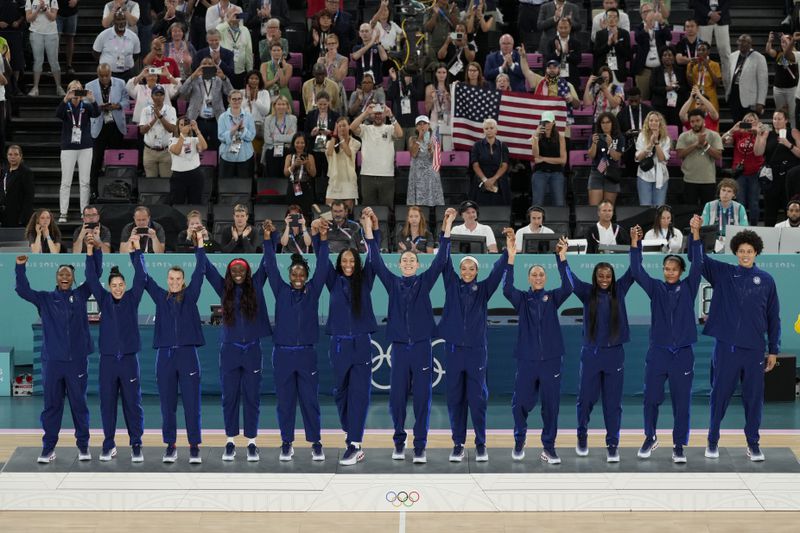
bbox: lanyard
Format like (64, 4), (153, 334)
(1, 169), (7, 193)
(435, 87), (447, 112)
(289, 233), (308, 254)
(628, 105), (642, 130)
(275, 115), (287, 134)
(717, 203), (732, 233)
(686, 41), (695, 59)
(664, 69), (676, 87)
(67, 101), (84, 128)
(228, 28), (241, 47)
(202, 79), (213, 99)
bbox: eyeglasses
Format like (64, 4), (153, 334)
(230, 97), (243, 101)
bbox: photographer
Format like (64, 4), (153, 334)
(25, 0), (63, 97)
(119, 205), (166, 253)
(176, 210), (220, 253)
(387, 65), (424, 152)
(72, 205), (112, 253)
(766, 31), (799, 128)
(280, 204), (312, 254)
(346, 71), (385, 119)
(177, 58), (234, 152)
(721, 114), (764, 224)
(283, 133), (317, 217)
(351, 102), (402, 207)
(436, 22), (476, 82)
(686, 42), (722, 113)
(127, 66), (179, 125)
(87, 64), (129, 196)
(168, 116), (207, 205)
(587, 112), (625, 206)
(583, 65), (624, 121)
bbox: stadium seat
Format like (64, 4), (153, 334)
(571, 124), (593, 141)
(575, 205), (599, 238)
(218, 178), (252, 204)
(254, 203), (292, 224)
(343, 76), (356, 92)
(569, 150), (591, 167)
(526, 53), (543, 69)
(124, 124), (138, 140)
(396, 151), (411, 168)
(288, 76), (302, 92)
(138, 177), (171, 205)
(103, 149), (138, 167)
(288, 52), (303, 71)
(579, 53), (593, 69)
(172, 204), (210, 224)
(199, 150), (218, 167)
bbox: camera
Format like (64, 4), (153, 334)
(289, 214), (301, 228)
(373, 104), (384, 113)
(740, 122), (752, 130)
(73, 89), (87, 97)
(86, 222), (99, 229)
(202, 66), (217, 79)
(450, 32), (464, 40)
(148, 67), (163, 75)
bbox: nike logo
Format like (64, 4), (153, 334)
(130, 378), (137, 383)
(189, 371), (198, 376)
(616, 367), (623, 372)
(684, 371), (692, 376)
(478, 367), (484, 371)
(311, 371), (317, 376)
(553, 373), (561, 378)
(78, 374), (85, 378)
(422, 367), (430, 371)
(253, 369), (261, 374)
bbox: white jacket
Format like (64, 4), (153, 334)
(725, 50), (768, 108)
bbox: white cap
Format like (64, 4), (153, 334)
(415, 115), (430, 125)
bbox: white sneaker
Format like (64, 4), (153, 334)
(77, 447), (91, 461)
(55, 86), (66, 97)
(58, 214), (68, 223)
(99, 447), (117, 462)
(27, 87), (39, 97)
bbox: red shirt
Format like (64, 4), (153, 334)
(682, 114), (719, 133)
(307, 0), (343, 18)
(149, 56), (180, 84)
(731, 130), (764, 176)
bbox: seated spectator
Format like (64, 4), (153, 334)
(304, 91), (338, 200)
(387, 65), (425, 151)
(258, 17), (289, 64)
(775, 199), (800, 228)
(635, 111), (672, 206)
(192, 28), (235, 80)
(283, 133), (317, 217)
(0, 145), (34, 228)
(220, 203), (258, 253)
(302, 61), (340, 114)
(514, 206), (555, 252)
(470, 118), (510, 206)
(617, 87), (655, 170)
(163, 21), (196, 79)
(484, 34), (525, 92)
(262, 95), (297, 179)
(102, 0), (139, 31)
(25, 0), (63, 97)
(583, 65), (624, 121)
(676, 108), (724, 207)
(217, 5), (253, 89)
(451, 200), (498, 253)
(544, 17), (582, 91)
(352, 22), (388, 86)
(587, 112), (625, 206)
(593, 8), (631, 85)
(279, 204), (312, 254)
(142, 36), (180, 86)
(585, 200), (629, 254)
(396, 205), (434, 254)
(178, 57), (234, 151)
(93, 11), (141, 81)
(464, 61), (492, 90)
(176, 209), (221, 253)
(721, 113), (764, 224)
(530, 110), (567, 206)
(26, 208), (61, 254)
(126, 67), (179, 125)
(347, 71), (385, 119)
(423, 0), (460, 63)
(140, 85), (178, 178)
(168, 116), (207, 205)
(72, 205), (112, 253)
(766, 32), (800, 128)
(679, 85), (719, 131)
(153, 0), (188, 39)
(591, 0), (630, 43)
(327, 199), (366, 254)
(686, 42), (721, 112)
(205, 0), (234, 32)
(536, 0), (583, 53)
(726, 34), (767, 124)
(319, 0), (355, 56)
(407, 115), (444, 207)
(650, 46), (686, 128)
(372, 0), (403, 53)
(643, 204), (684, 254)
(242, 70), (270, 165)
(218, 89), (256, 178)
(632, 3), (673, 101)
(675, 18), (700, 77)
(351, 103), (402, 207)
(702, 178), (750, 252)
(755, 110), (800, 227)
(424, 64), (452, 145)
(325, 117), (360, 208)
(119, 205), (166, 253)
(318, 32), (349, 115)
(260, 39), (293, 107)
(435, 22), (475, 83)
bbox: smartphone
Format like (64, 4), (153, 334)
(136, 227), (150, 235)
(73, 89), (87, 97)
(148, 67), (162, 75)
(202, 66), (217, 80)
(86, 222), (99, 229)
(740, 122), (752, 130)
(373, 104), (383, 113)
(450, 32), (464, 40)
(289, 213), (301, 228)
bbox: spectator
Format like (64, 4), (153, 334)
(178, 57), (234, 151)
(753, 109), (800, 226)
(57, 81), (100, 223)
(396, 205), (435, 254)
(470, 118), (510, 206)
(217, 89), (256, 178)
(302, 61), (340, 114)
(321, 0), (355, 56)
(702, 178), (749, 253)
(530, 110), (567, 206)
(585, 200), (629, 254)
(464, 61), (492, 90)
(618, 87), (655, 170)
(352, 22), (388, 86)
(465, 0), (493, 68)
(451, 200), (498, 253)
(407, 115), (444, 207)
(260, 40), (293, 108)
(327, 199), (366, 253)
(423, 0), (460, 63)
(219, 203), (257, 253)
(139, 85), (178, 178)
(525, 57), (580, 137)
(168, 116), (208, 205)
(591, 0), (630, 43)
(119, 205), (166, 253)
(544, 17), (582, 91)
(643, 204), (684, 253)
(650, 47), (686, 128)
(347, 71), (385, 118)
(0, 145), (34, 228)
(484, 34), (525, 92)
(26, 208), (61, 253)
(176, 209), (220, 253)
(136, 0), (153, 57)
(283, 132), (317, 217)
(495, 73), (512, 92)
(726, 34), (767, 124)
(424, 64), (452, 149)
(372, 0), (404, 53)
(204, 0), (232, 31)
(247, 0), (290, 47)
(583, 65), (624, 121)
(536, 0), (583, 54)
(279, 204), (312, 254)
(317, 32), (348, 114)
(775, 199), (800, 228)
(635, 111), (671, 206)
(25, 0), (62, 97)
(262, 95), (297, 179)
(679, 85), (720, 131)
(187, 0), (210, 52)
(0, 0), (25, 93)
(86, 64), (129, 196)
(93, 11), (141, 81)
(721, 113), (764, 224)
(632, 5), (673, 101)
(126, 67), (179, 125)
(514, 205), (555, 252)
(693, 0), (731, 93)
(153, 0), (188, 40)
(518, 0), (547, 53)
(587, 111), (625, 206)
(593, 8), (631, 85)
(308, 10), (335, 65)
(387, 65), (425, 151)
(686, 42), (722, 113)
(675, 18), (701, 77)
(71, 205), (112, 253)
(164, 21), (196, 79)
(0, 53), (5, 149)
(193, 28), (235, 80)
(101, 0), (139, 31)
(242, 70), (270, 166)
(766, 32), (800, 128)
(676, 108), (723, 207)
(435, 22), (475, 83)
(143, 36), (181, 84)
(257, 19), (289, 64)
(325, 117), (359, 208)
(304, 90), (338, 202)
(217, 6), (253, 89)
(351, 103), (401, 207)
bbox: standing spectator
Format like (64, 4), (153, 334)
(618, 88), (655, 171)
(686, 42), (722, 113)
(321, 0), (355, 56)
(71, 204), (112, 253)
(0, 145), (34, 228)
(387, 65), (424, 152)
(679, 85), (720, 131)
(57, 81), (100, 222)
(325, 116), (359, 208)
(583, 65), (624, 121)
(643, 204), (684, 253)
(352, 22), (388, 86)
(136, 0), (153, 57)
(701, 178), (749, 253)
(260, 40), (293, 108)
(530, 110), (567, 207)
(346, 71), (385, 119)
(470, 118), (510, 206)
(126, 67), (179, 125)
(726, 34), (767, 124)
(164, 21), (196, 79)
(587, 111), (625, 206)
(0, 0), (25, 93)
(56, 0), (78, 75)
(188, 0), (210, 51)
(435, 21), (474, 83)
(220, 203), (257, 253)
(26, 209), (61, 253)
(93, 11), (141, 81)
(593, 8), (631, 85)
(423, 0), (459, 63)
(86, 64), (129, 197)
(119, 205), (165, 253)
(140, 85), (178, 178)
(584, 200), (629, 254)
(192, 28), (235, 80)
(484, 34), (525, 92)
(721, 114), (764, 224)
(451, 200), (498, 253)
(407, 115), (444, 208)
(591, 0), (630, 43)
(693, 0), (731, 92)
(632, 5), (673, 101)
(152, 0), (188, 39)
(168, 117), (207, 205)
(217, 89), (256, 178)
(351, 103), (401, 208)
(675, 18), (701, 78)
(514, 206), (554, 252)
(676, 108), (723, 207)
(25, 0), (62, 97)
(465, 0), (493, 69)
(372, 0), (403, 54)
(0, 54), (6, 150)
(518, 0), (547, 53)
(543, 17), (582, 91)
(262, 95), (296, 179)
(635, 111), (671, 206)
(302, 62), (340, 114)
(424, 65), (452, 149)
(536, 0), (583, 54)
(178, 58), (234, 151)
(650, 47), (686, 128)
(279, 204), (312, 254)
(217, 6), (253, 89)
(317, 33), (348, 115)
(308, 10), (334, 66)
(283, 133), (317, 217)
(142, 36), (181, 84)
(247, 0), (290, 48)
(766, 32), (800, 128)
(304, 91), (338, 202)
(396, 205), (435, 254)
(526, 56), (580, 139)
(102, 0), (139, 31)
(204, 0), (232, 31)
(242, 70), (270, 169)
(754, 110), (800, 226)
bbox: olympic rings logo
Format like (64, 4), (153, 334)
(386, 490), (421, 507)
(370, 339), (446, 390)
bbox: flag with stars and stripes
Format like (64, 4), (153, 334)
(451, 82), (568, 161)
(431, 127), (442, 173)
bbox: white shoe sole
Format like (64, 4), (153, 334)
(748, 450), (765, 462)
(541, 453), (561, 465)
(412, 456), (427, 464)
(339, 451), (365, 466)
(575, 447), (589, 457)
(78, 453), (91, 461)
(637, 441), (658, 459)
(475, 454), (489, 462)
(247, 454), (260, 462)
(162, 455), (177, 464)
(449, 454), (464, 462)
(189, 457), (202, 464)
(222, 452), (235, 461)
(37, 454), (55, 464)
(512, 451), (525, 461)
(705, 448), (719, 459)
(99, 448), (117, 462)
(131, 454), (144, 463)
(392, 451), (405, 460)
(279, 448), (294, 462)
(673, 455), (687, 464)
(607, 455), (620, 463)
(312, 453), (325, 461)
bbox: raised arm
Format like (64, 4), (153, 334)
(420, 207), (456, 288)
(203, 250), (224, 297)
(628, 225), (656, 297)
(309, 225), (331, 298)
(550, 237), (574, 306)
(84, 244), (106, 301)
(185, 238), (208, 303)
(502, 228), (523, 308)
(361, 209), (394, 289)
(482, 248), (509, 296)
(262, 220), (287, 296)
(14, 256), (41, 305)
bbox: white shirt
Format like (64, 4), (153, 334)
(93, 27), (141, 73)
(635, 133), (671, 189)
(102, 1), (141, 31)
(591, 10), (631, 42)
(377, 21), (403, 50)
(597, 222), (618, 246)
(206, 1), (232, 31)
(515, 224), (554, 252)
(643, 227), (684, 253)
(26, 0), (59, 35)
(775, 219), (800, 228)
(141, 105), (177, 149)
(126, 81), (179, 123)
(451, 222), (497, 249)
(242, 89), (271, 126)
(359, 124), (396, 177)
(169, 136), (202, 172)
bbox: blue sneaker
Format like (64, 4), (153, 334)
(672, 446), (687, 464)
(512, 440), (525, 461)
(311, 441), (325, 461)
(576, 436), (589, 457)
(637, 436), (658, 459)
(222, 442), (236, 461)
(279, 441), (294, 461)
(606, 445), (620, 463)
(449, 444), (465, 462)
(339, 444), (365, 466)
(747, 445), (765, 462)
(705, 442), (719, 459)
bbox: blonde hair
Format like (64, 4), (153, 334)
(643, 111), (668, 141)
(271, 95), (292, 115)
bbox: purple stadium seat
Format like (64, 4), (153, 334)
(103, 149), (138, 167)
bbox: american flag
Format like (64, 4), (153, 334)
(451, 82), (568, 161)
(431, 127), (442, 173)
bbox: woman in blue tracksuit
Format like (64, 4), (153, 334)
(85, 235), (147, 463)
(15, 254), (96, 464)
(569, 249), (634, 462)
(437, 210), (507, 463)
(263, 219), (331, 462)
(504, 233), (572, 465)
(629, 225), (703, 464)
(689, 215), (781, 462)
(363, 208), (455, 464)
(203, 227), (276, 463)
(143, 232), (207, 464)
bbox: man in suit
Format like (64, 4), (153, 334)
(484, 34), (526, 92)
(617, 88), (654, 173)
(536, 0), (583, 54)
(593, 7), (632, 85)
(726, 34), (767, 123)
(85, 63), (130, 200)
(632, 6), (673, 101)
(192, 28), (235, 80)
(543, 16), (582, 92)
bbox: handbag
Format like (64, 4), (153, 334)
(639, 154), (655, 172)
(603, 162), (621, 183)
(759, 165), (774, 192)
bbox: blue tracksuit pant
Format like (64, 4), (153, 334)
(156, 346), (202, 445)
(446, 343), (489, 447)
(512, 357), (562, 448)
(643, 345), (694, 446)
(273, 345), (321, 444)
(329, 334), (372, 444)
(220, 341), (263, 439)
(99, 353), (144, 450)
(576, 345), (625, 447)
(707, 341), (766, 447)
(390, 340), (433, 450)
(40, 359), (90, 451)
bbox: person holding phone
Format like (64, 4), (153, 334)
(407, 115), (444, 208)
(283, 132), (316, 217)
(119, 205), (166, 253)
(530, 111), (567, 207)
(280, 204), (312, 254)
(178, 57), (234, 151)
(721, 113), (764, 223)
(325, 116), (360, 209)
(168, 116), (207, 204)
(72, 204), (112, 253)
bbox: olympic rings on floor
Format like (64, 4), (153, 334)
(386, 490), (421, 507)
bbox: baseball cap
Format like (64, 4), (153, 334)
(415, 115), (430, 125)
(151, 85), (166, 95)
(541, 111), (556, 123)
